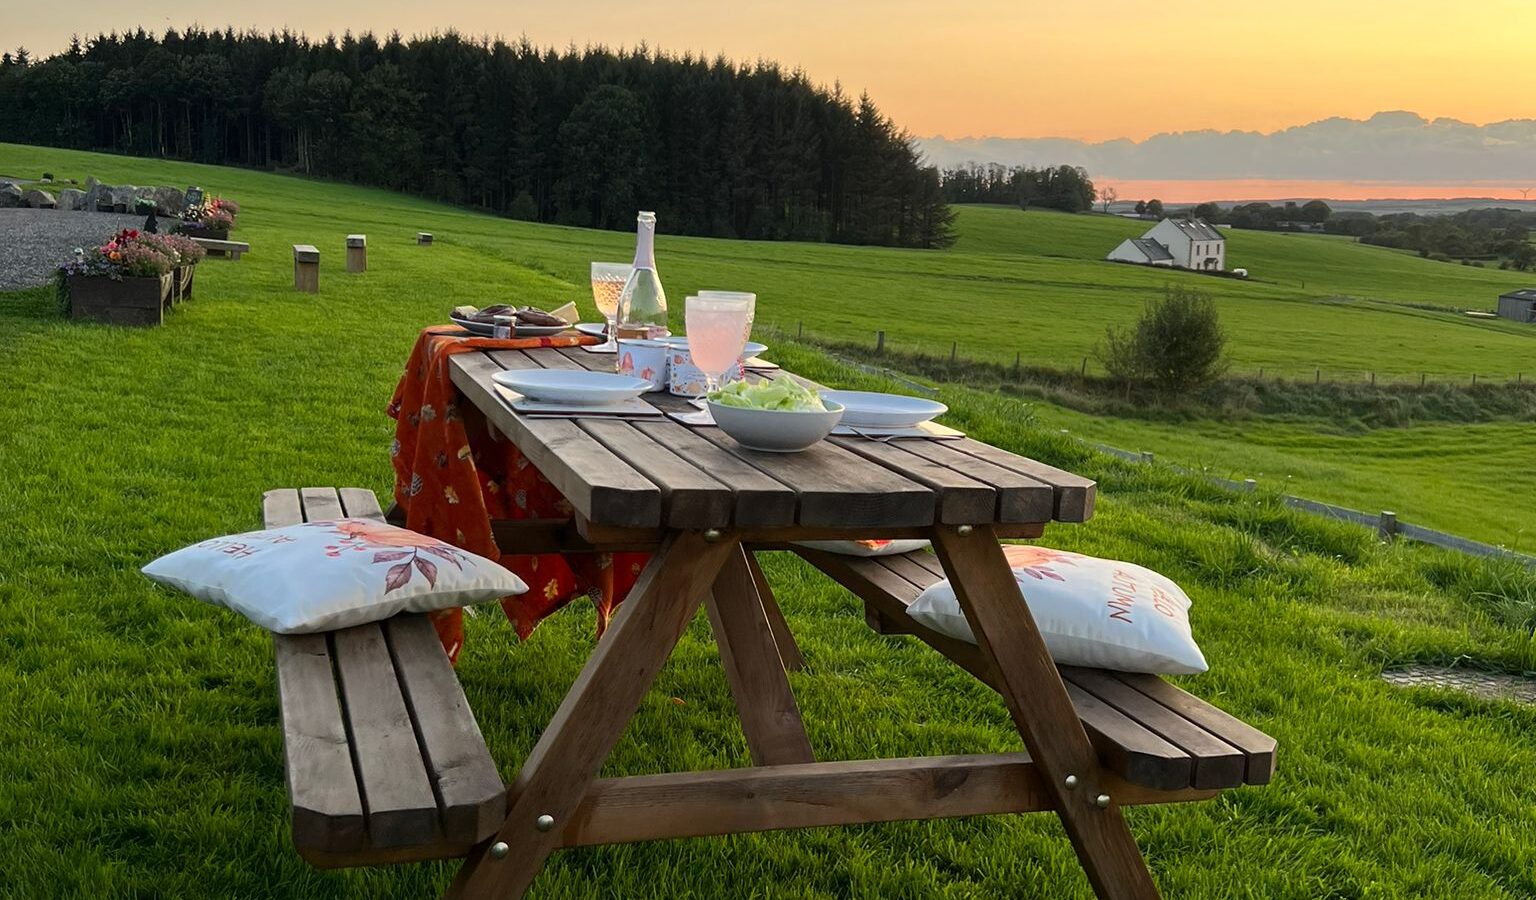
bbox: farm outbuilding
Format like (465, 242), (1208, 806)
(1496, 289), (1536, 323)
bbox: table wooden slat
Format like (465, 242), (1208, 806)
(944, 440), (1096, 522)
(894, 440), (1055, 524)
(827, 436), (995, 524)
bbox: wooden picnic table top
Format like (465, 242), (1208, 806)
(447, 344), (1095, 533)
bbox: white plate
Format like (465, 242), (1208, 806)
(818, 390), (948, 428)
(576, 322), (609, 339)
(449, 315), (496, 336)
(515, 322), (574, 337)
(491, 369), (653, 406)
(659, 335), (768, 359)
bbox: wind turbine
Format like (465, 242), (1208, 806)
(1519, 187), (1532, 200)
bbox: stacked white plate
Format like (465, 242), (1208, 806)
(491, 370), (652, 406)
(818, 390), (948, 428)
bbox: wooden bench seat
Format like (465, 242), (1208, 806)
(262, 487), (505, 868)
(793, 546), (1276, 793)
(190, 236), (250, 259)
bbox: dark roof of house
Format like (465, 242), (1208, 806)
(1167, 218), (1224, 241)
(1500, 288), (1536, 302)
(1130, 238), (1174, 262)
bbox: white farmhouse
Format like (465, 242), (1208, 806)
(1106, 218), (1226, 271)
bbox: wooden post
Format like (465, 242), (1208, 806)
(1013, 351), (1021, 374)
(1472, 373), (1478, 385)
(416, 232), (433, 245)
(1378, 511), (1399, 542)
(949, 342), (957, 363)
(1258, 367), (1264, 379)
(1420, 373), (1426, 387)
(1369, 372), (1375, 386)
(345, 234), (367, 273)
(796, 321), (803, 340)
(292, 244), (319, 293)
(1315, 369), (1320, 384)
(875, 330), (885, 354)
(1080, 357), (1088, 377)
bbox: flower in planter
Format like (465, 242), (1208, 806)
(183, 195), (238, 232)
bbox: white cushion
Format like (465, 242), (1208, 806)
(906, 545), (1207, 675)
(142, 518), (527, 634)
(797, 539), (931, 557)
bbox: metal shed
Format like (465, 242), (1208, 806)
(1496, 289), (1536, 323)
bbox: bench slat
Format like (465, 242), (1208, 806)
(386, 615), (506, 845)
(300, 487), (344, 522)
(1062, 667), (1245, 790)
(263, 488), (304, 529)
(338, 487), (386, 522)
(1115, 672), (1277, 785)
(332, 624), (442, 848)
(275, 633), (367, 857)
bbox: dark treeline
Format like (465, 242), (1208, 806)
(0, 29), (955, 247)
(939, 162), (1096, 213)
(1170, 200), (1534, 268)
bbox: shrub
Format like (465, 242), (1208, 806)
(508, 190), (538, 221)
(1097, 285), (1228, 395)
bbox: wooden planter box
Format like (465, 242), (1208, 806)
(68, 273), (172, 326)
(178, 223), (230, 242)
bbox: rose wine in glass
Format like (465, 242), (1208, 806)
(686, 292), (755, 395)
(589, 261), (630, 352)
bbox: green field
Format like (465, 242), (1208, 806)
(4, 144), (1536, 898)
(5, 144), (1536, 381)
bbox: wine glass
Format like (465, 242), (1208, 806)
(686, 292), (756, 396)
(589, 262), (631, 352)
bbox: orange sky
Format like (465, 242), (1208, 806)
(12, 0), (1536, 140)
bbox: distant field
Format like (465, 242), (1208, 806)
(4, 144), (1534, 380)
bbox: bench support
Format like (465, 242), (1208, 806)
(346, 235), (367, 273)
(293, 245), (320, 293)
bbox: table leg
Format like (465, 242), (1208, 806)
(705, 547), (815, 766)
(445, 531), (739, 900)
(930, 525), (1161, 900)
(747, 551), (805, 671)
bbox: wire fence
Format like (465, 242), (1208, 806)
(778, 321), (1536, 388)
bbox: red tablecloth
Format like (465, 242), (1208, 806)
(388, 327), (650, 661)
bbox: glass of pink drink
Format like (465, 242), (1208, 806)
(685, 292), (756, 395)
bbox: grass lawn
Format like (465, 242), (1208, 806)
(3, 144), (1536, 898)
(1029, 407), (1536, 551)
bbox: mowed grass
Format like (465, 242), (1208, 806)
(3, 145), (1536, 898)
(5, 144), (1536, 380)
(1032, 407), (1536, 550)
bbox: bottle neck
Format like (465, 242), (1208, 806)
(632, 217), (656, 269)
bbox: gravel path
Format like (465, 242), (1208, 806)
(0, 208), (152, 292)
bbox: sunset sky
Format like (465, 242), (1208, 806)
(11, 0), (1536, 141)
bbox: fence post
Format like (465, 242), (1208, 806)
(1472, 373), (1478, 385)
(1259, 367), (1264, 379)
(875, 330), (885, 354)
(1013, 351), (1021, 374)
(949, 342), (957, 363)
(1420, 373), (1426, 387)
(797, 321), (803, 340)
(1370, 372), (1376, 386)
(1378, 511), (1399, 542)
(1080, 357), (1088, 377)
(1315, 369), (1321, 384)
(1243, 478), (1257, 492)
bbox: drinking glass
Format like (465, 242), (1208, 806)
(686, 292), (756, 395)
(589, 262), (632, 351)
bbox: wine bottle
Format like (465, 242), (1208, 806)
(617, 211), (668, 337)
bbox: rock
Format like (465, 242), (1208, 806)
(152, 185), (185, 215)
(85, 176), (99, 190)
(22, 188), (56, 209)
(83, 182), (111, 211)
(56, 188), (85, 211)
(0, 183), (21, 208)
(110, 185), (138, 207)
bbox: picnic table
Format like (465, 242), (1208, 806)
(413, 344), (1274, 899)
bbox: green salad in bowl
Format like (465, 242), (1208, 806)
(706, 378), (843, 452)
(709, 378), (827, 412)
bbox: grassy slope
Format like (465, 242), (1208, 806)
(2, 145), (1536, 899)
(7, 144), (1536, 380)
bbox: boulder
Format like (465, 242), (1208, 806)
(56, 188), (85, 211)
(83, 182), (111, 211)
(110, 185), (139, 208)
(0, 183), (21, 208)
(22, 189), (56, 209)
(85, 175), (100, 190)
(152, 185), (185, 215)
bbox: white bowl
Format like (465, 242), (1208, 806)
(819, 390), (948, 428)
(707, 400), (844, 452)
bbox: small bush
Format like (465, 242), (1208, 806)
(1097, 285), (1229, 395)
(508, 190), (538, 221)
